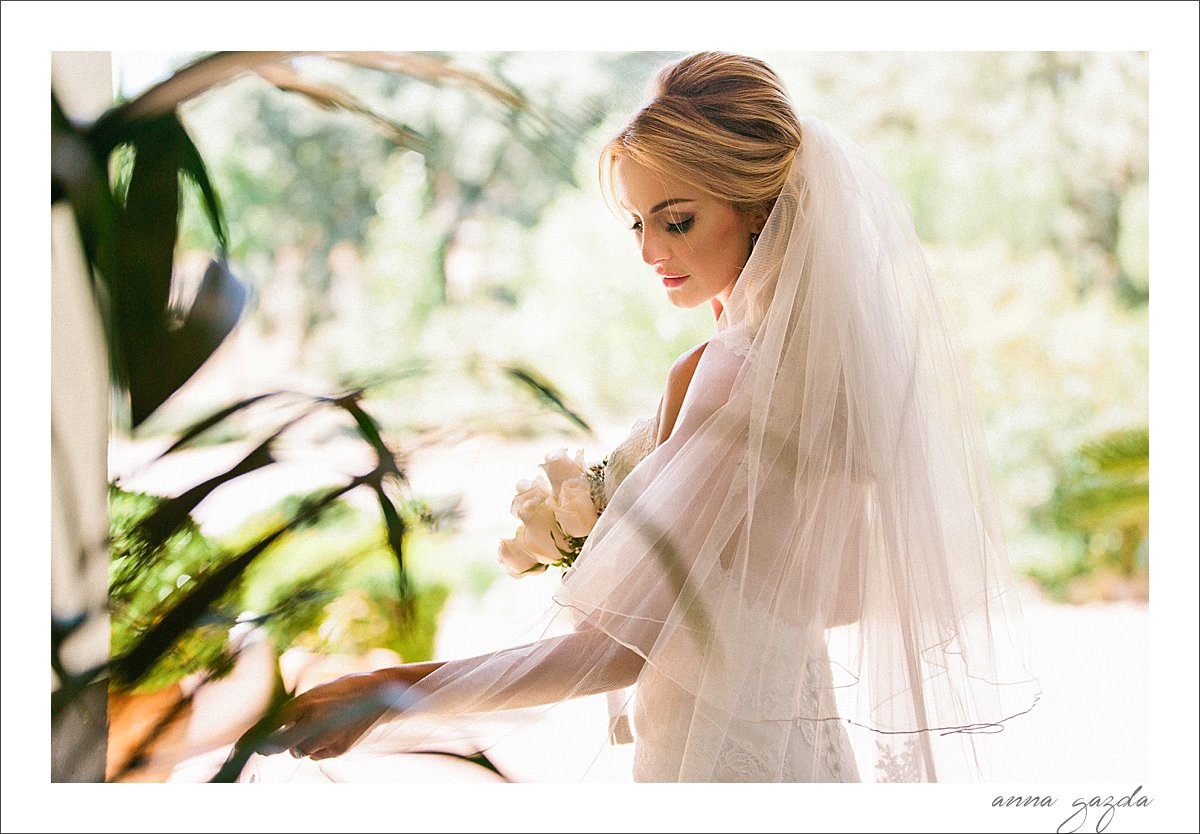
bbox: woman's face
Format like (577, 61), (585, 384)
(614, 157), (759, 311)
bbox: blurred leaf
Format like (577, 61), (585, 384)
(96, 110), (247, 428)
(108, 486), (231, 685)
(375, 582), (449, 663)
(111, 114), (182, 425)
(173, 125), (229, 251)
(249, 560), (350, 649)
(253, 62), (431, 154)
(1051, 481), (1148, 533)
(1035, 426), (1149, 580)
(325, 393), (414, 614)
(1079, 427), (1149, 474)
(503, 364), (591, 433)
(50, 660), (108, 720)
(373, 486), (412, 614)
(50, 612), (90, 684)
(1044, 426), (1149, 536)
(93, 52), (309, 140)
(135, 438), (276, 553)
(327, 51), (527, 112)
(335, 395), (403, 480)
(408, 749), (510, 780)
(213, 670), (291, 782)
(159, 392), (284, 456)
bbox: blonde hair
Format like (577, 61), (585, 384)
(601, 52), (803, 223)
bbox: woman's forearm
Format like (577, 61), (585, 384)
(377, 627), (644, 717)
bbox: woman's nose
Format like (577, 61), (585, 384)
(640, 231), (669, 266)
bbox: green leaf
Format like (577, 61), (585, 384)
(373, 485), (412, 615)
(174, 127), (229, 250)
(502, 364), (591, 433)
(108, 113), (184, 425)
(406, 749), (510, 780)
(158, 392), (284, 457)
(213, 670), (292, 782)
(1079, 427), (1149, 474)
(1049, 427), (1150, 535)
(135, 438), (276, 553)
(335, 396), (403, 480)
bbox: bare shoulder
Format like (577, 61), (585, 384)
(657, 340), (710, 445)
(667, 340), (709, 387)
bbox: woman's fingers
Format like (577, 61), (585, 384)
(305, 713), (377, 760)
(255, 691), (319, 758)
(254, 675), (394, 760)
(258, 720), (313, 756)
(260, 706), (361, 757)
(276, 690), (320, 727)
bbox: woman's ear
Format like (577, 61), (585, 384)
(745, 208), (768, 236)
(756, 210), (770, 234)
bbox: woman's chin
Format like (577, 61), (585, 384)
(664, 290), (705, 310)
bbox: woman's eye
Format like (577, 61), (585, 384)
(666, 217), (694, 234)
(629, 220), (643, 233)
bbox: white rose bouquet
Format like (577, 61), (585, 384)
(498, 448), (607, 577)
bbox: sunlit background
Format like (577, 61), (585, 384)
(98, 51), (1147, 784)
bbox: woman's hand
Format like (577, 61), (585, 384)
(261, 665), (432, 760)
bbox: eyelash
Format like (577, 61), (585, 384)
(630, 218), (694, 235)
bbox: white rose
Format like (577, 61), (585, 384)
(552, 476), (599, 537)
(540, 448), (587, 501)
(497, 532), (546, 577)
(510, 476), (552, 519)
(512, 492), (564, 565)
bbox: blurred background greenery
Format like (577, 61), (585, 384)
(98, 50), (1147, 777)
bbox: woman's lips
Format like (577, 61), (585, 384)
(660, 274), (689, 288)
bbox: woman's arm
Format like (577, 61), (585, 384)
(265, 625), (644, 759)
(268, 342), (724, 761)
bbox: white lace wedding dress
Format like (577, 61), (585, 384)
(597, 339), (860, 783)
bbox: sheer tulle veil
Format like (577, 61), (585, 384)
(247, 115), (1040, 783)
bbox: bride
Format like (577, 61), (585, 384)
(255, 52), (1040, 783)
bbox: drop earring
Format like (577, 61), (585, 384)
(749, 232), (759, 250)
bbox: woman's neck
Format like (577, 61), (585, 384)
(710, 297), (725, 325)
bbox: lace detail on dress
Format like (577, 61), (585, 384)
(632, 621), (861, 782)
(717, 744), (769, 782)
(632, 674), (859, 782)
(795, 659), (824, 748)
(716, 321), (754, 357)
(875, 736), (921, 783)
(602, 416), (659, 507)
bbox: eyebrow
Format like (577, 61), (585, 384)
(648, 198), (696, 216)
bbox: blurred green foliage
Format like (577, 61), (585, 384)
(109, 487), (236, 692)
(1028, 427), (1149, 600)
(53, 52), (600, 781)
(232, 486), (453, 662)
(110, 484), (452, 693)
